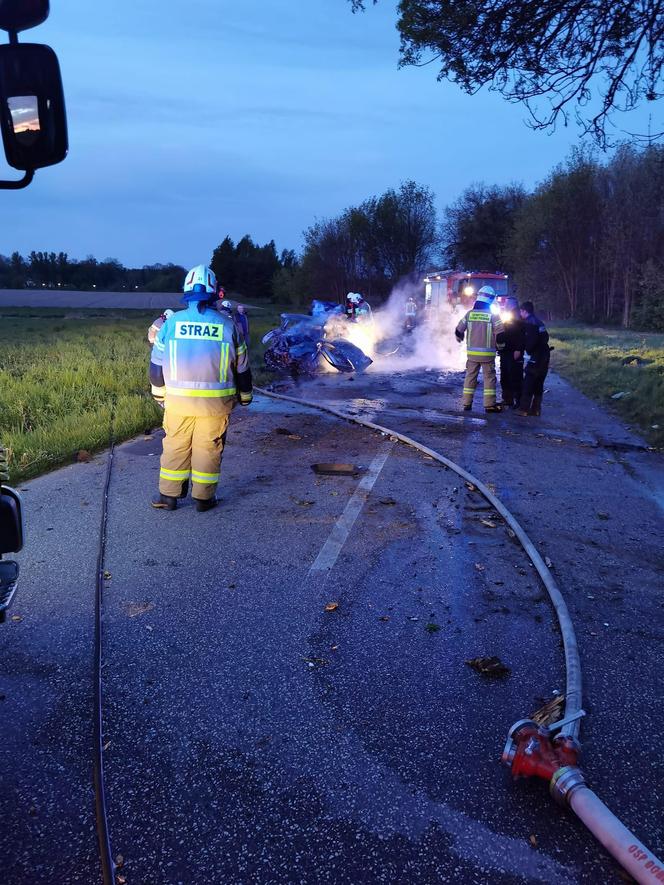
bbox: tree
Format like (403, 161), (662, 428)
(210, 236), (236, 290)
(210, 235), (288, 299)
(302, 181), (441, 300)
(507, 151), (603, 318)
(366, 180), (441, 279)
(143, 263), (187, 293)
(272, 256), (309, 306)
(348, 0), (664, 145)
(599, 144), (664, 325)
(234, 236), (281, 299)
(9, 251), (26, 288)
(302, 212), (372, 300)
(442, 183), (526, 271)
(633, 259), (664, 329)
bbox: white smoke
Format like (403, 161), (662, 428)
(353, 280), (467, 373)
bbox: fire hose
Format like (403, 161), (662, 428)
(256, 387), (664, 883)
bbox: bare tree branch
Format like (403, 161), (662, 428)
(347, 0), (664, 145)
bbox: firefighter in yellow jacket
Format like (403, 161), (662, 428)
(454, 286), (505, 413)
(149, 264), (252, 512)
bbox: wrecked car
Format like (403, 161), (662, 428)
(262, 306), (373, 376)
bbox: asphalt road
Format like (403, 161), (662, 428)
(1, 366), (662, 884)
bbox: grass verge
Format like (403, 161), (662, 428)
(549, 324), (664, 449)
(0, 310), (162, 482)
(0, 305), (287, 484)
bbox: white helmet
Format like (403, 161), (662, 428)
(477, 285), (496, 299)
(183, 264), (217, 299)
(220, 299), (233, 310)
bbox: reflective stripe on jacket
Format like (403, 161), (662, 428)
(151, 304), (250, 416)
(147, 315), (166, 346)
(455, 307), (504, 362)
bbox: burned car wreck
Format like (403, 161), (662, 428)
(262, 302), (373, 376)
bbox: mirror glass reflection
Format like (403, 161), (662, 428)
(8, 95), (40, 146)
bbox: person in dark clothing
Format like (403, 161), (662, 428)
(516, 301), (550, 417)
(236, 304), (249, 344)
(498, 296), (525, 408)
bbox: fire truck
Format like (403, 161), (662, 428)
(423, 270), (510, 313)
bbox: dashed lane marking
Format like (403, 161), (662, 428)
(308, 445), (393, 575)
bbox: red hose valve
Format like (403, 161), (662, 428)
(502, 718), (585, 805)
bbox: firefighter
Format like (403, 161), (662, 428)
(218, 298), (236, 324)
(149, 264), (253, 512)
(147, 309), (174, 346)
(147, 309), (175, 407)
(516, 300), (550, 417)
(455, 285), (506, 413)
(498, 296), (525, 408)
(345, 292), (360, 319)
(404, 296), (417, 332)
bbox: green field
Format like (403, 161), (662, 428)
(549, 324), (664, 449)
(0, 307), (283, 484)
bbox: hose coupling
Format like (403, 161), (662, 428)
(502, 718), (584, 802)
(550, 765), (587, 806)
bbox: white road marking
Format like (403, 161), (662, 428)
(308, 446), (393, 575)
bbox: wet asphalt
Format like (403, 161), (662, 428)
(1, 365), (662, 884)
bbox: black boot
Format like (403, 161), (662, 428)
(529, 396), (542, 417)
(151, 494), (177, 510)
(500, 388), (513, 407)
(516, 395), (532, 417)
(195, 497), (219, 513)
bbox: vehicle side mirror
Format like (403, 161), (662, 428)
(0, 485), (24, 554)
(0, 41), (67, 171)
(0, 0), (49, 33)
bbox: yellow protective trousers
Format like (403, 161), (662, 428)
(159, 412), (230, 501)
(463, 358), (497, 408)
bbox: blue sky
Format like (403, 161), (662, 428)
(1, 0), (659, 268)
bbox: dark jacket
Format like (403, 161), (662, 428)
(523, 313), (550, 360)
(502, 315), (526, 355)
(236, 311), (249, 343)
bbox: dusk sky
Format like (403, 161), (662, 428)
(1, 0), (659, 268)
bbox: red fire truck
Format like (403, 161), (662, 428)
(423, 270), (510, 312)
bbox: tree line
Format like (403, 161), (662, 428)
(0, 251), (187, 292)
(212, 182), (440, 306)
(4, 143), (662, 330)
(210, 235), (295, 301)
(297, 181), (439, 302)
(445, 143), (664, 329)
